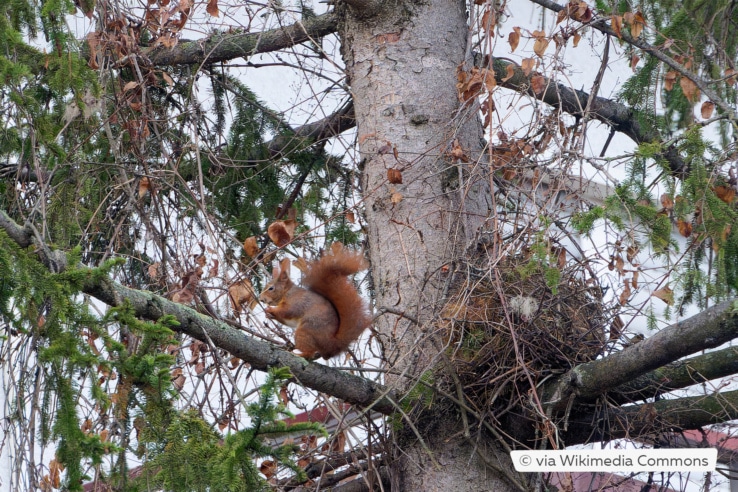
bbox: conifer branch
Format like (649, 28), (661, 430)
(529, 0), (737, 120)
(0, 208), (396, 416)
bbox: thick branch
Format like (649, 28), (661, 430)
(0, 209), (396, 415)
(563, 389), (738, 446)
(0, 210), (33, 248)
(147, 12), (338, 66)
(489, 57), (686, 174)
(612, 345), (738, 404)
(543, 300), (738, 412)
(267, 101), (356, 158)
(529, 0), (737, 120)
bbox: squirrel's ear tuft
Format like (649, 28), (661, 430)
(279, 258), (291, 275)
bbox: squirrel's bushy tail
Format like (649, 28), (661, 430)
(302, 243), (372, 358)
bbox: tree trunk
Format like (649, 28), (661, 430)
(339, 1), (518, 490)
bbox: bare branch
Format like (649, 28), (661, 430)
(564, 389), (738, 446)
(543, 300), (738, 413)
(147, 12), (338, 66)
(0, 210), (33, 249)
(267, 101), (356, 158)
(612, 346), (738, 404)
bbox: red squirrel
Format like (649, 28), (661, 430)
(259, 243), (371, 359)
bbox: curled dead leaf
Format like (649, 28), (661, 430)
(713, 185), (736, 204)
(677, 219), (692, 238)
(267, 219), (297, 247)
(619, 279), (632, 306)
(508, 27), (521, 52)
(243, 236), (259, 258)
(630, 53), (640, 72)
(481, 7), (496, 35)
(123, 81), (138, 92)
(701, 101), (715, 119)
(532, 33), (549, 58)
(530, 75), (546, 94)
(147, 262), (160, 279)
(626, 245), (639, 264)
(652, 285), (674, 305)
(679, 76), (699, 103)
(502, 63), (515, 83)
(664, 70), (677, 91)
(611, 15), (623, 39)
(521, 57), (536, 76)
(449, 139), (469, 162)
(631, 11), (646, 38)
(206, 0), (218, 17)
(229, 278), (256, 312)
(387, 168), (403, 184)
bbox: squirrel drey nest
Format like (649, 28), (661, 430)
(440, 252), (607, 411)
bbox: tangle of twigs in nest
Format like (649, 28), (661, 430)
(440, 253), (608, 412)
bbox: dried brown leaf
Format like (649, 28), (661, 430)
(530, 75), (546, 94)
(679, 76), (699, 103)
(206, 0), (219, 17)
(630, 53), (640, 71)
(267, 219), (297, 247)
(700, 101), (715, 119)
(229, 279), (256, 312)
(556, 8), (568, 24)
(572, 32), (581, 47)
(619, 279), (631, 306)
(243, 236), (259, 258)
(713, 185), (736, 204)
(481, 8), (496, 35)
(626, 245), (639, 264)
(677, 219), (692, 238)
(387, 168), (403, 184)
(631, 11), (646, 38)
(533, 36), (549, 58)
(521, 57), (536, 76)
(502, 63), (515, 82)
(652, 285), (674, 305)
(611, 15), (623, 38)
(615, 254), (625, 275)
(508, 27), (521, 52)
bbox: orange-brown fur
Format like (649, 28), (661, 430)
(260, 243), (371, 359)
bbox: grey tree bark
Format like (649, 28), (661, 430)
(339, 1), (519, 490)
